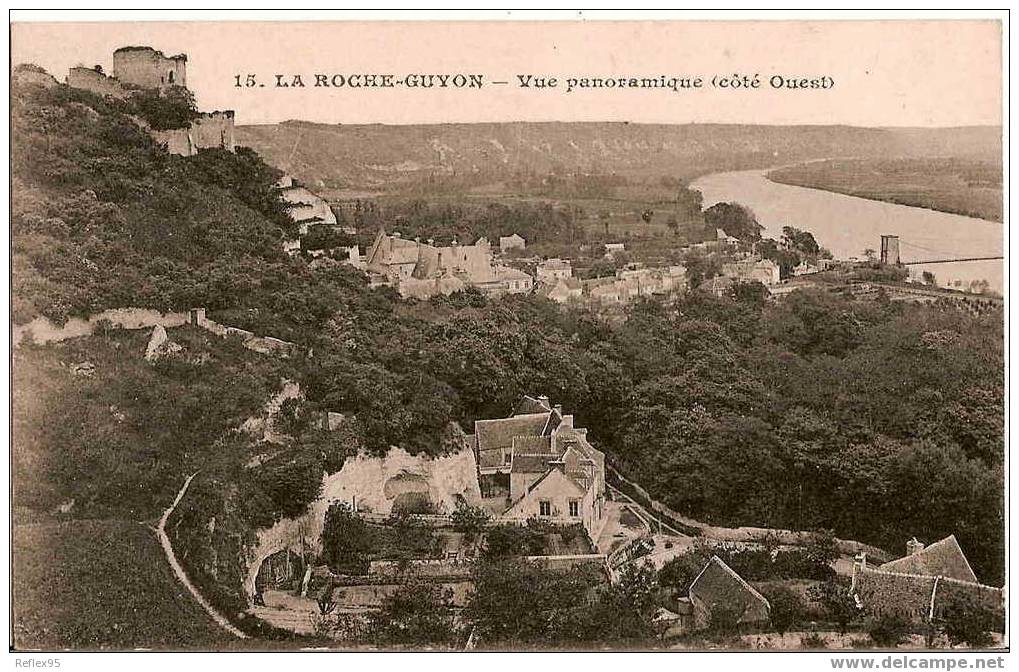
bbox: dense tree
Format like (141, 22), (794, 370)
(703, 201), (763, 241)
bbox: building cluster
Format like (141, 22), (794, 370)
(65, 46), (235, 157)
(363, 230), (533, 299)
(472, 395), (607, 540)
(535, 258), (688, 307)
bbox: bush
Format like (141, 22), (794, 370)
(800, 632), (828, 649)
(808, 578), (861, 635)
(320, 502), (372, 574)
(122, 85), (200, 131)
(760, 584), (806, 636)
(866, 613), (910, 648)
(450, 500), (490, 542)
(940, 595), (996, 648)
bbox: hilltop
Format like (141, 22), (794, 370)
(235, 120), (1002, 193)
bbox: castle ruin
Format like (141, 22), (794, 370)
(65, 46), (233, 157)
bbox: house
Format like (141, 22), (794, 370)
(698, 275), (735, 297)
(688, 556), (771, 630)
(536, 258), (573, 285)
(470, 395), (606, 539)
(364, 230), (533, 298)
(499, 234), (526, 254)
(604, 243), (626, 258)
(850, 536), (1004, 628)
(722, 258), (781, 285)
(615, 265), (688, 296)
(541, 277), (583, 304)
(715, 228), (741, 246)
(878, 535), (978, 583)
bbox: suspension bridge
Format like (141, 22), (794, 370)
(880, 235), (1003, 266)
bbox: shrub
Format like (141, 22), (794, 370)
(939, 595), (996, 648)
(320, 502), (372, 574)
(866, 613), (910, 648)
(800, 632), (828, 649)
(760, 584), (806, 636)
(808, 578), (861, 635)
(450, 500), (490, 542)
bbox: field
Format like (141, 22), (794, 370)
(12, 518), (231, 650)
(767, 158), (1002, 222)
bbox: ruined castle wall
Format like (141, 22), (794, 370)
(66, 67), (128, 99)
(113, 47), (186, 89)
(13, 308), (189, 346)
(191, 112), (236, 152)
(149, 128), (194, 156)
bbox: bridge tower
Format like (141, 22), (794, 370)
(880, 235), (900, 265)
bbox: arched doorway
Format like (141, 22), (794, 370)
(254, 548), (306, 595)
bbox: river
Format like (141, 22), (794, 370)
(691, 169), (1004, 295)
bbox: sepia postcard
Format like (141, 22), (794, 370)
(8, 11), (1007, 659)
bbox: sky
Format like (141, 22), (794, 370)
(10, 20), (1003, 127)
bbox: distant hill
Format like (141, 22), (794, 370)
(235, 121), (1002, 193)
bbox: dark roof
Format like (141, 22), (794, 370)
(689, 556), (770, 618)
(878, 535), (979, 583)
(511, 452), (556, 474)
(475, 412), (550, 453)
(512, 435), (552, 455)
(513, 395), (552, 415)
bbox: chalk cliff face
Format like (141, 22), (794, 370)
(243, 446), (481, 597)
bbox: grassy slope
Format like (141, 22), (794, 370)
(12, 519), (231, 650)
(767, 158), (1003, 222)
(12, 327), (288, 650)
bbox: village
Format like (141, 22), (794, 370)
(9, 40), (1006, 653)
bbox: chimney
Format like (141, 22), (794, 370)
(553, 404), (563, 416)
(537, 395), (550, 409)
(906, 537), (925, 556)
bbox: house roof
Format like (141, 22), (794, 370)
(512, 435), (553, 455)
(689, 556), (771, 616)
(511, 452), (556, 474)
(513, 395), (552, 415)
(475, 412), (550, 453)
(878, 535), (979, 583)
(495, 265), (532, 281)
(521, 465), (588, 496)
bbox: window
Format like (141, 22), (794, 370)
(569, 500), (580, 517)
(539, 500), (551, 516)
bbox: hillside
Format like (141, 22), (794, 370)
(235, 121), (1002, 194)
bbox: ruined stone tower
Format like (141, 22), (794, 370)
(112, 46), (187, 90)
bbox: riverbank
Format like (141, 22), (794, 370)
(691, 168), (1003, 295)
(767, 157), (1002, 223)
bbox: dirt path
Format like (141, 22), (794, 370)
(608, 485), (689, 538)
(157, 473), (248, 640)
